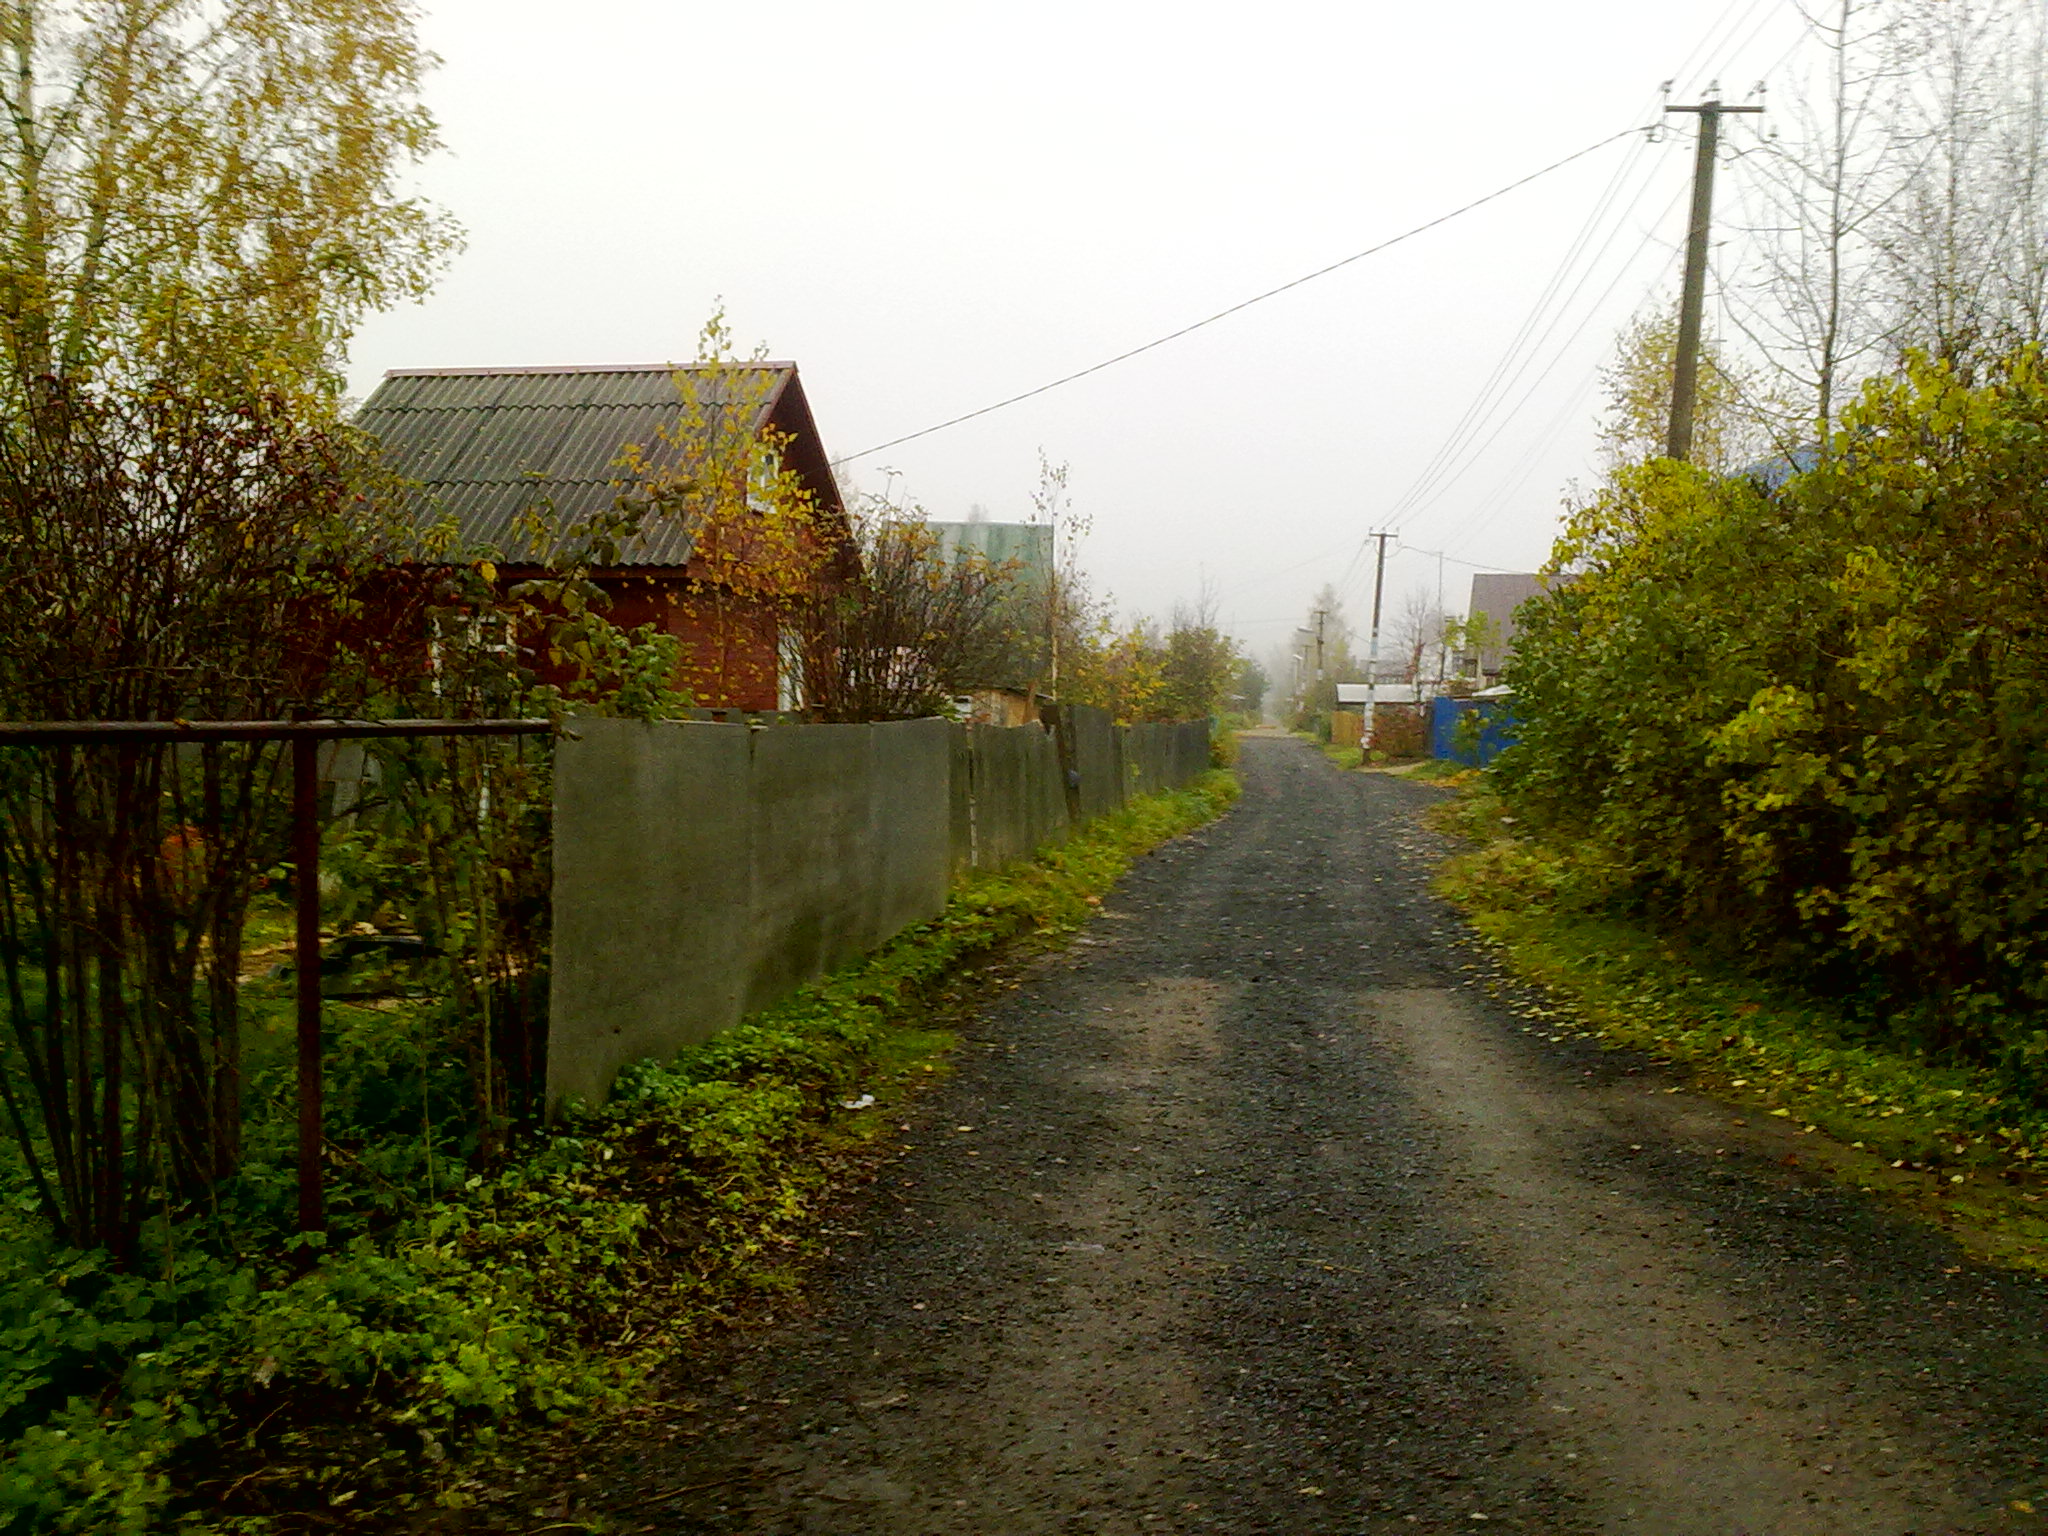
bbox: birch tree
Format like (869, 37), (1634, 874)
(1728, 0), (1908, 438)
(1875, 0), (2021, 373)
(1874, 0), (2048, 364)
(1727, 0), (2048, 431)
(0, 0), (454, 401)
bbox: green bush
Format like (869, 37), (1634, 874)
(1499, 348), (2048, 1076)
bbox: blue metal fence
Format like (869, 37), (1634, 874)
(1429, 696), (1517, 766)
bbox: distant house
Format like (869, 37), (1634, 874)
(1743, 444), (1822, 492)
(1465, 573), (1557, 680)
(356, 362), (852, 710)
(925, 519), (1053, 725)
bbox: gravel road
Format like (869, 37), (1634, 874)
(575, 734), (2048, 1535)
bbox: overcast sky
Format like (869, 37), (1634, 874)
(347, 0), (1807, 653)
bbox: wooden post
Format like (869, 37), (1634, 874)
(1664, 97), (1764, 461)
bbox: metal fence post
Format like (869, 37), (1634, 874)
(293, 735), (323, 1239)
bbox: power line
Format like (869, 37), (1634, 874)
(833, 127), (1641, 464)
(1325, 151), (1678, 608)
(1426, 246), (1687, 561)
(1391, 544), (1522, 573)
(1389, 181), (1688, 537)
(1323, 109), (1670, 599)
(1378, 135), (1668, 531)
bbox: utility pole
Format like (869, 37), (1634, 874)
(1664, 93), (1763, 462)
(1312, 609), (1327, 680)
(1363, 533), (1393, 762)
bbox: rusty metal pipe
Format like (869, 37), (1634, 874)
(0, 718), (551, 746)
(293, 736), (323, 1240)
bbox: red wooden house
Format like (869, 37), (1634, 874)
(355, 362), (852, 710)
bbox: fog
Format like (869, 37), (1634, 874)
(346, 0), (1805, 647)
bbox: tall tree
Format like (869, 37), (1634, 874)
(1390, 586), (1445, 684)
(0, 0), (454, 1254)
(1989, 0), (2048, 341)
(1726, 0), (2048, 433)
(1597, 304), (1761, 473)
(1874, 0), (2048, 370)
(1729, 0), (1907, 437)
(1877, 0), (2013, 373)
(0, 0), (454, 401)
(1157, 590), (1245, 721)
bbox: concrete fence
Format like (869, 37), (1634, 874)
(547, 709), (1211, 1112)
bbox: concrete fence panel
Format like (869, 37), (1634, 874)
(548, 716), (953, 1113)
(959, 722), (1066, 869)
(548, 719), (754, 1112)
(867, 717), (953, 946)
(549, 709), (1208, 1112)
(1026, 724), (1070, 853)
(947, 724), (975, 874)
(743, 723), (883, 1015)
(1063, 704), (1123, 821)
(1120, 718), (1212, 798)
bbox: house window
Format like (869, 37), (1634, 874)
(776, 624), (804, 712)
(428, 610), (518, 708)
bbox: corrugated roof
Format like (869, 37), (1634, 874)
(355, 363), (807, 567)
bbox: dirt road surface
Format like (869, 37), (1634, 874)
(574, 735), (2048, 1534)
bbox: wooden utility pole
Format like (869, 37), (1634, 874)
(1664, 95), (1763, 462)
(1362, 532), (1393, 761)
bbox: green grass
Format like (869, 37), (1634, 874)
(3, 770), (1242, 1534)
(1401, 757), (1473, 784)
(1432, 780), (2048, 1274)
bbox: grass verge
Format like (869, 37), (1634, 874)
(3, 771), (1239, 1535)
(1431, 778), (2048, 1274)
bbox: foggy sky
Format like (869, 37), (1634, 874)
(346, 0), (1805, 650)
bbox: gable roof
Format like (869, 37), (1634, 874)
(1467, 572), (1558, 669)
(354, 362), (846, 568)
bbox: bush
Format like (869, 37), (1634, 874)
(1368, 703), (1428, 760)
(1499, 348), (2048, 1076)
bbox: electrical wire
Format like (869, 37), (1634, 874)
(1388, 544), (1522, 573)
(1305, 5), (1798, 631)
(1378, 143), (1671, 532)
(1211, 126), (1663, 612)
(1370, 130), (1660, 526)
(1321, 137), (1677, 607)
(1316, 134), (1659, 599)
(1369, 12), (1794, 579)
(1425, 245), (1688, 562)
(1388, 180), (1689, 540)
(832, 127), (1641, 465)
